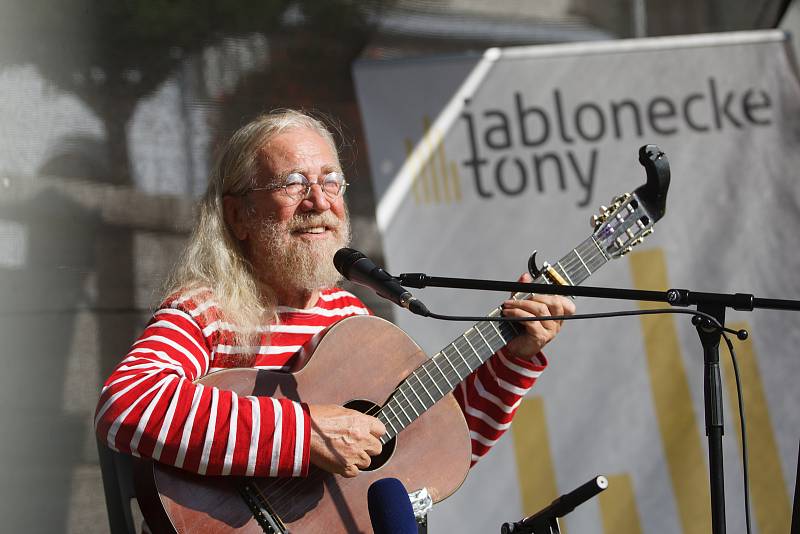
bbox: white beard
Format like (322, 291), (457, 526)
(255, 209), (351, 295)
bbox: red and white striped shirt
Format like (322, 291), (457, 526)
(95, 287), (547, 476)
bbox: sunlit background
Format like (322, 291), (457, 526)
(0, 1), (796, 532)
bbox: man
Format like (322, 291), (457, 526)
(95, 109), (574, 497)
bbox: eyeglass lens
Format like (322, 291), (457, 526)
(284, 172), (345, 199)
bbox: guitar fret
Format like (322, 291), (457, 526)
(572, 243), (597, 277)
(568, 247), (590, 284)
(451, 342), (471, 376)
(574, 247), (592, 277)
(442, 347), (463, 383)
(420, 363), (445, 397)
(396, 389), (417, 420)
(403, 382), (426, 414)
(381, 410), (399, 435)
(581, 254), (601, 275)
(591, 236), (610, 261)
(380, 403), (402, 438)
(431, 356), (454, 389)
(475, 325), (495, 353)
(387, 399), (408, 428)
(488, 319), (508, 345)
(411, 371), (436, 405)
(555, 261), (575, 285)
(498, 318), (519, 342)
(586, 240), (606, 270)
(462, 331), (482, 366)
(489, 321), (507, 343)
(570, 250), (588, 279)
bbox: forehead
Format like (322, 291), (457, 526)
(257, 127), (339, 177)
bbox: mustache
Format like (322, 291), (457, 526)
(285, 212), (342, 231)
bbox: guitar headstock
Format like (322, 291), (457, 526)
(591, 144), (670, 258)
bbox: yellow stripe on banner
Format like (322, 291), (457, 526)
(628, 249), (711, 534)
(598, 474), (644, 534)
(511, 397), (566, 533)
(423, 116), (441, 203)
(436, 130), (451, 202)
(404, 138), (422, 204)
(414, 139), (431, 204)
(721, 322), (791, 534)
(450, 161), (462, 201)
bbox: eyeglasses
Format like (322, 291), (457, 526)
(246, 171), (348, 203)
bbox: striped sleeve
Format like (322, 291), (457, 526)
(453, 347), (547, 466)
(94, 306), (311, 477)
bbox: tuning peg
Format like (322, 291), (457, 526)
(590, 213), (609, 228)
(620, 246), (633, 256)
(642, 228), (654, 237)
(631, 236), (645, 246)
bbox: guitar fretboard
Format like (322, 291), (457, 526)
(377, 236), (610, 444)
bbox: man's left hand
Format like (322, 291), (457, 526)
(501, 273), (576, 360)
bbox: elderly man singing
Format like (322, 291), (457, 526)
(95, 109), (574, 532)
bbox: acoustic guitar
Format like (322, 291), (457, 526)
(133, 145), (670, 533)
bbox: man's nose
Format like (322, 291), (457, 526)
(301, 182), (332, 211)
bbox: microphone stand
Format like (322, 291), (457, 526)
(398, 272), (800, 534)
(501, 476), (608, 534)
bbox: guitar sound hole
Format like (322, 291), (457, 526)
(343, 399), (396, 471)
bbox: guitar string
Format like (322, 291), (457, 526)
(259, 338), (486, 512)
(259, 324), (508, 512)
(244, 241), (609, 516)
(257, 287), (555, 512)
(272, 220), (651, 514)
(258, 310), (549, 513)
(365, 239), (606, 446)
(310, 241), (604, 445)
(255, 244), (605, 512)
(246, 480), (290, 533)
(194, 220), (632, 522)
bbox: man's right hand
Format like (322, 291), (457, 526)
(308, 404), (386, 477)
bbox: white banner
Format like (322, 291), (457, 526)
(354, 31), (800, 534)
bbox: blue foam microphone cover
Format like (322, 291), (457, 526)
(367, 478), (418, 534)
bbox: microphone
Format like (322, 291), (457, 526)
(334, 248), (429, 316)
(502, 476), (608, 533)
(367, 478), (419, 534)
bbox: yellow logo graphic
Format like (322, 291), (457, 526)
(404, 116), (462, 204)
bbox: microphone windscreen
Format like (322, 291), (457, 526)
(367, 478), (418, 534)
(333, 247), (364, 277)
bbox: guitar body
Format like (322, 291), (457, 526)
(134, 315), (472, 533)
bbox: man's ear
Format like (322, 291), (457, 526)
(222, 195), (249, 241)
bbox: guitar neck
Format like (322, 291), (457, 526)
(377, 236), (609, 443)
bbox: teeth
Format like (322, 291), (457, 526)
(302, 227), (325, 234)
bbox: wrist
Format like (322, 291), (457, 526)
(502, 346), (547, 368)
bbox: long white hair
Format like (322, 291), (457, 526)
(163, 109), (340, 345)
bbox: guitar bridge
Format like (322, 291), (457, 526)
(238, 482), (289, 534)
